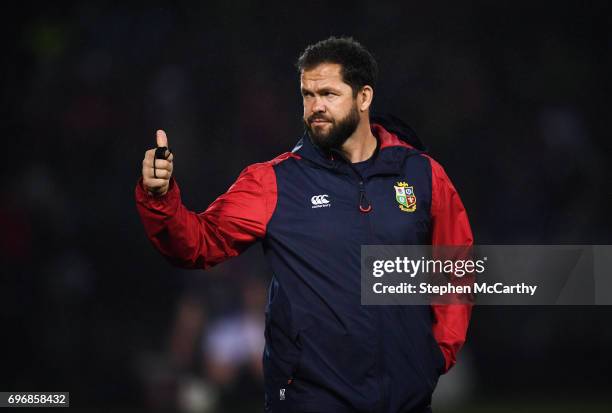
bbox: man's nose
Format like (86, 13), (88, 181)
(312, 96), (326, 113)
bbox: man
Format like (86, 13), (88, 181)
(136, 37), (472, 413)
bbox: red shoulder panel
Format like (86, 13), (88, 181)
(425, 155), (474, 373)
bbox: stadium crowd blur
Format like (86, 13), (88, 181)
(2, 1), (611, 411)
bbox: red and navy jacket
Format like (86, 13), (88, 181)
(135, 115), (473, 413)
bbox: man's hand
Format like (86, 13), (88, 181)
(142, 130), (174, 196)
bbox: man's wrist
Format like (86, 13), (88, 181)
(136, 177), (178, 201)
(141, 178), (175, 198)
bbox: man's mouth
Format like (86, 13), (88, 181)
(310, 118), (331, 125)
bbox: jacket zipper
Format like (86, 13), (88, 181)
(347, 167), (386, 413)
(332, 151), (385, 412)
(360, 180), (386, 413)
(360, 178), (386, 413)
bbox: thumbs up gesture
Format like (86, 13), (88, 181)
(142, 130), (174, 196)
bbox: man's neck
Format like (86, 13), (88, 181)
(339, 119), (377, 163)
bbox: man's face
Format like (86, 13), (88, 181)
(301, 63), (361, 151)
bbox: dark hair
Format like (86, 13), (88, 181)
(296, 36), (378, 96)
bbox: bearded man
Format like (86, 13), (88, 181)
(136, 36), (473, 413)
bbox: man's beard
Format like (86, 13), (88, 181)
(304, 104), (360, 151)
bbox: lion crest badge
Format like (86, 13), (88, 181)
(394, 181), (417, 212)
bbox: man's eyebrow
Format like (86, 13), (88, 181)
(301, 86), (342, 95)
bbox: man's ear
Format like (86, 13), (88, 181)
(358, 86), (374, 112)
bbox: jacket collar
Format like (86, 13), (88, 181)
(292, 114), (425, 178)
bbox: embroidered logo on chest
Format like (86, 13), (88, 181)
(394, 182), (417, 212)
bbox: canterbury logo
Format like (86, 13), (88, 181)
(311, 194), (331, 208)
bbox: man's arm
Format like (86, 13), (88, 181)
(135, 130), (277, 269)
(428, 157), (474, 373)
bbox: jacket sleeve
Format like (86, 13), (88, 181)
(428, 157), (474, 373)
(135, 163), (277, 269)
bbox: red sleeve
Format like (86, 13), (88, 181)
(135, 163), (277, 269)
(428, 157), (474, 373)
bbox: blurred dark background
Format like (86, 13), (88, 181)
(2, 1), (611, 411)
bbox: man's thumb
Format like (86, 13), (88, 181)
(156, 129), (168, 148)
